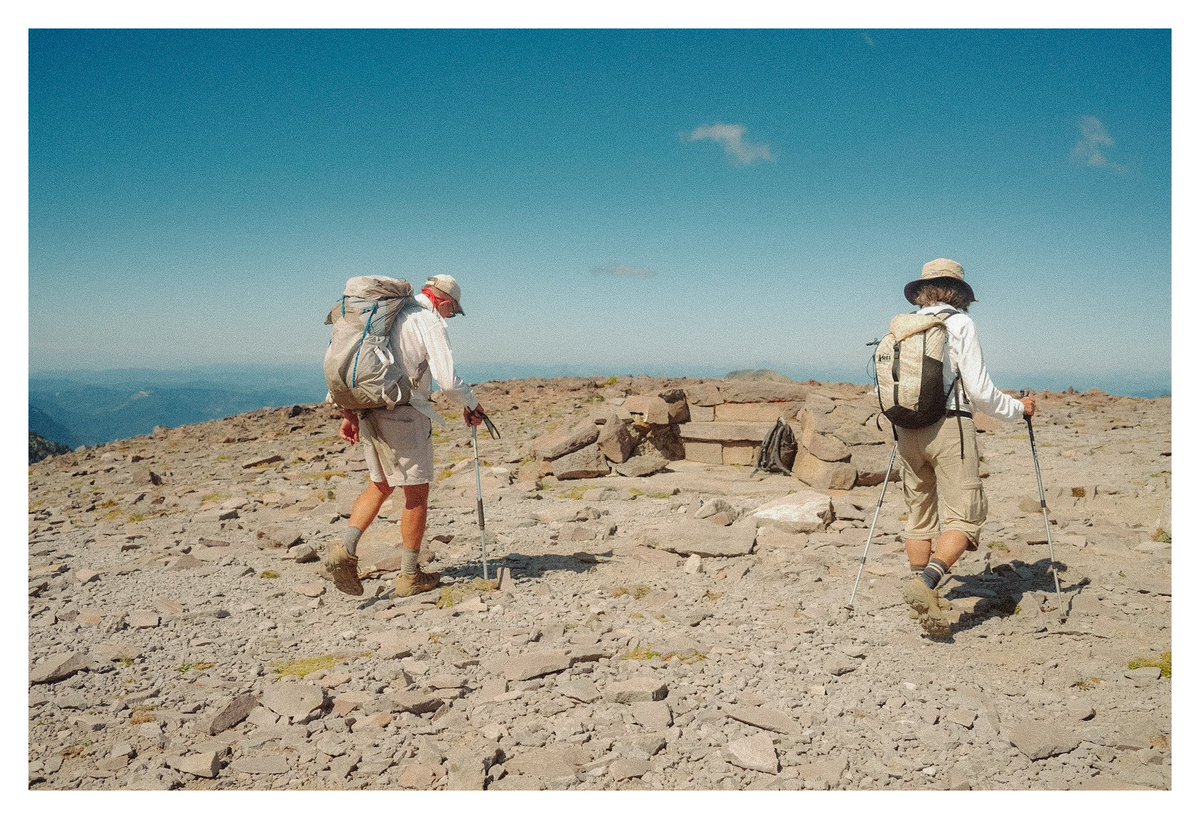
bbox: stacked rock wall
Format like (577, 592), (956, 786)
(527, 377), (899, 491)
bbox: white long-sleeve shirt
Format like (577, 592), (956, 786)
(389, 293), (478, 426)
(918, 304), (1024, 423)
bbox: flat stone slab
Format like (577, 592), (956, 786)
(613, 453), (668, 477)
(678, 421), (775, 443)
(631, 700), (673, 730)
(627, 544), (683, 569)
(206, 692), (259, 735)
(505, 744), (590, 782)
(497, 650), (571, 681)
(724, 704), (801, 735)
(533, 424), (599, 461)
(369, 629), (422, 660)
(645, 518), (756, 558)
(558, 679), (602, 703)
(724, 734), (779, 774)
(390, 690), (445, 714)
(609, 757), (652, 780)
(752, 491), (834, 534)
(1006, 721), (1081, 760)
(128, 611), (161, 628)
(167, 749), (222, 779)
(31, 652), (91, 685)
(260, 681), (325, 721)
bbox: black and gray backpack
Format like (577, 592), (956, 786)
(752, 418), (798, 476)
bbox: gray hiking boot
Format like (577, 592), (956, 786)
(394, 570), (441, 598)
(902, 576), (952, 638)
(324, 543), (363, 596)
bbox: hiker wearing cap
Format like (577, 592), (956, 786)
(326, 275), (486, 599)
(894, 259), (1035, 637)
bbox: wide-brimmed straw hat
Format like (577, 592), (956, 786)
(903, 258), (977, 305)
(425, 274), (465, 315)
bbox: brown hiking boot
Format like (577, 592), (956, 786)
(324, 543), (363, 596)
(394, 570), (441, 598)
(902, 576), (952, 638)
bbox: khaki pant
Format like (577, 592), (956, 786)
(360, 405), (434, 487)
(896, 416), (987, 545)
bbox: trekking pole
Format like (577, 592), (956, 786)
(1024, 411), (1066, 621)
(471, 412), (501, 581)
(847, 443), (898, 610)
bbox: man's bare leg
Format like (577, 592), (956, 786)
(327, 479), (394, 596)
(400, 482), (430, 555)
(348, 480), (395, 537)
(395, 482), (438, 597)
(905, 538), (933, 574)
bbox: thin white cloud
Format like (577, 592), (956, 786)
(592, 263), (655, 279)
(684, 123), (775, 166)
(1072, 116), (1127, 173)
(862, 32), (876, 48)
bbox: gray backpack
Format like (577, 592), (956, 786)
(752, 418), (798, 476)
(323, 276), (417, 411)
(873, 308), (960, 429)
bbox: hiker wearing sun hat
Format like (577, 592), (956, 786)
(326, 273), (486, 600)
(420, 274), (466, 317)
(891, 258), (1036, 637)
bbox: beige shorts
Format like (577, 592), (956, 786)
(359, 405), (434, 487)
(896, 415), (988, 545)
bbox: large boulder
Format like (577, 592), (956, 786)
(683, 383), (723, 407)
(596, 415), (635, 463)
(550, 444), (610, 480)
(800, 426), (851, 462)
(624, 395), (672, 426)
(613, 453), (668, 477)
(659, 389), (691, 424)
(794, 451), (857, 490)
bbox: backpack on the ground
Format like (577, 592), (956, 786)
(873, 308), (961, 430)
(323, 276), (416, 411)
(753, 417), (798, 475)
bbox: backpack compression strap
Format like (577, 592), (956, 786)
(934, 308), (967, 460)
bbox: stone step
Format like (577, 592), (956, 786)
(677, 420), (800, 443)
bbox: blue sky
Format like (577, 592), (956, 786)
(26, 25), (1174, 394)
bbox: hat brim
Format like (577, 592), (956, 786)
(904, 276), (976, 305)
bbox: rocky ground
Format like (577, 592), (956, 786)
(27, 377), (1171, 791)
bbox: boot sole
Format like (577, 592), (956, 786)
(903, 580), (952, 638)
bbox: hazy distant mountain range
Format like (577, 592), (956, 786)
(27, 362), (1169, 451)
(28, 364), (328, 449)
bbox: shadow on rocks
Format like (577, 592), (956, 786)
(437, 550), (613, 582)
(943, 558), (1090, 635)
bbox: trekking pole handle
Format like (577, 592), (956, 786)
(481, 412), (500, 439)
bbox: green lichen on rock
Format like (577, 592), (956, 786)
(1128, 652), (1171, 677)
